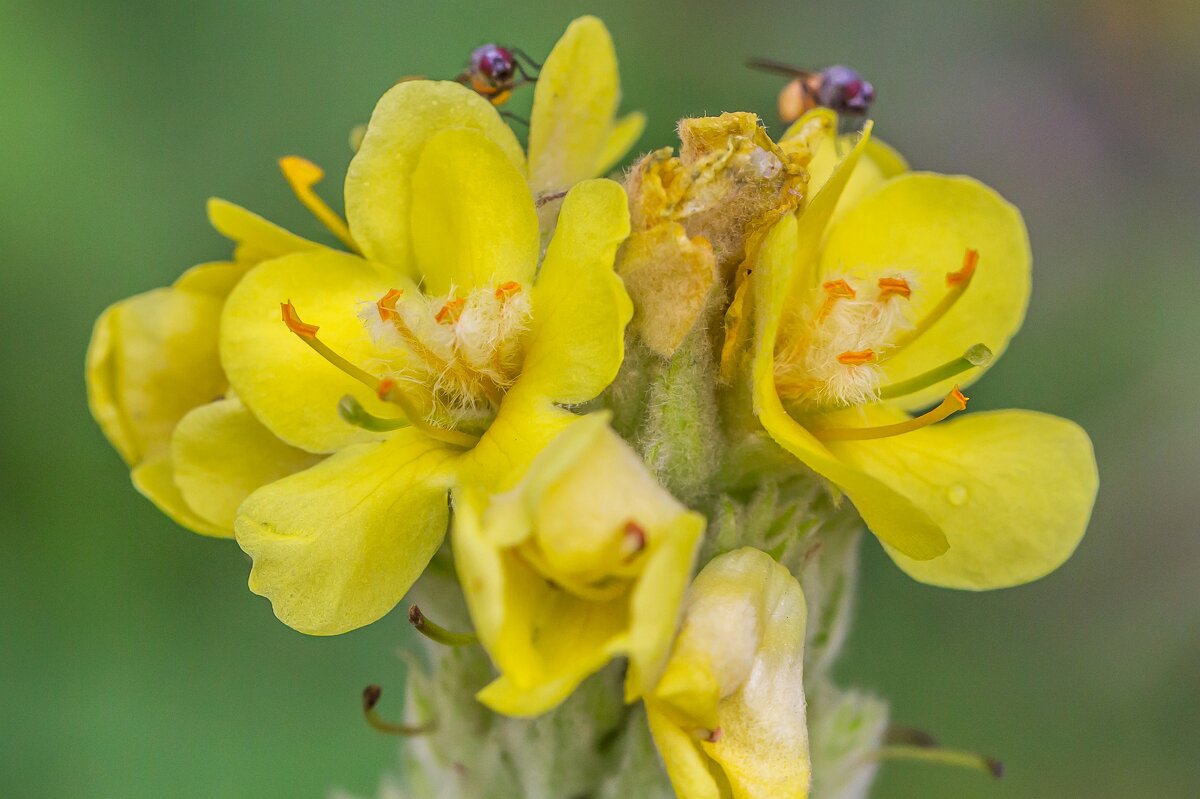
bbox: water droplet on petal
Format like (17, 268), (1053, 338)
(947, 484), (969, 507)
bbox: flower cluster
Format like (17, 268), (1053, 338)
(87, 16), (1098, 799)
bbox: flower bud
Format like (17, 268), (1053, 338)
(647, 547), (811, 798)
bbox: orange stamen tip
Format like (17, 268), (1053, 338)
(950, 386), (969, 409)
(377, 377), (396, 400)
(823, 279), (857, 299)
(435, 297), (466, 325)
(623, 520), (647, 552)
(494, 281), (521, 301)
(377, 288), (404, 321)
(837, 349), (876, 366)
(878, 277), (912, 299)
(278, 155), (324, 185)
(706, 727), (724, 743)
(947, 249), (979, 286)
(281, 301), (319, 339)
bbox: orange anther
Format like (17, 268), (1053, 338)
(377, 377), (396, 400)
(837, 349), (876, 365)
(706, 727), (724, 743)
(281, 301), (319, 339)
(878, 277), (912, 299)
(818, 279), (858, 320)
(435, 297), (466, 325)
(947, 249), (979, 286)
(823, 279), (857, 299)
(950, 385), (969, 409)
(376, 288), (404, 321)
(494, 281), (521, 301)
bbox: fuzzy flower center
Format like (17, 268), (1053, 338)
(773, 249), (989, 440)
(361, 281), (532, 429)
(775, 271), (921, 408)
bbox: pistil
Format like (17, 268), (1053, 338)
(877, 344), (991, 400)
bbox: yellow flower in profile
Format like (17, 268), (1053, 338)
(452, 413), (704, 717)
(750, 120), (1098, 587)
(85, 200), (323, 537)
(525, 15), (645, 196)
(646, 547), (811, 799)
(219, 80), (632, 635)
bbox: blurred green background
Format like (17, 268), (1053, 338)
(2, 0), (1196, 796)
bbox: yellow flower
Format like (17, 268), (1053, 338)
(526, 16), (645, 196)
(452, 413), (704, 717)
(750, 119), (1098, 588)
(85, 200), (322, 537)
(646, 547), (811, 799)
(219, 80), (632, 635)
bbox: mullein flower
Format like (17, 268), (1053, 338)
(646, 547), (811, 799)
(85, 200), (322, 536)
(452, 413), (704, 716)
(526, 15), (646, 196)
(219, 80), (632, 635)
(750, 120), (1098, 586)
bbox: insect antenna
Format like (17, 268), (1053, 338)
(745, 57), (812, 79)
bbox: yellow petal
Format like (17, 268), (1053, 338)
(596, 111), (647, 175)
(624, 510), (705, 701)
(131, 457), (228, 538)
(517, 178), (632, 405)
(86, 286), (226, 466)
(235, 428), (457, 635)
(409, 127), (539, 295)
(645, 704), (723, 799)
(806, 129), (907, 228)
(458, 390), (578, 494)
(206, 197), (318, 260)
(346, 80), (525, 273)
(528, 16), (624, 193)
(820, 173), (1030, 409)
(833, 409), (1098, 589)
(220, 249), (407, 453)
(476, 591), (629, 717)
(454, 486), (627, 717)
(171, 397), (321, 531)
(753, 215), (947, 561)
(173, 260), (250, 297)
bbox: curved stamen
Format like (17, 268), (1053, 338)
(876, 744), (1003, 779)
(281, 302), (479, 448)
(278, 156), (360, 253)
(812, 387), (968, 442)
(361, 685), (434, 736)
(282, 301), (381, 390)
(408, 604), (478, 647)
(877, 344), (992, 400)
(890, 249), (978, 352)
(337, 395), (408, 432)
